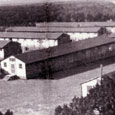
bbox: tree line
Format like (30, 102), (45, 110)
(0, 1), (115, 26)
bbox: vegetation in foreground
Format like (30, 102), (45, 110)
(55, 73), (115, 115)
(0, 110), (13, 115)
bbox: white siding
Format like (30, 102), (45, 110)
(4, 38), (9, 41)
(107, 27), (115, 33)
(15, 58), (26, 79)
(0, 32), (98, 52)
(12, 38), (18, 42)
(81, 77), (101, 97)
(40, 39), (49, 48)
(10, 38), (57, 52)
(68, 33), (98, 41)
(49, 40), (57, 47)
(1, 56), (26, 79)
(0, 49), (4, 60)
(0, 38), (5, 40)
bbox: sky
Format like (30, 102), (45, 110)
(0, 0), (115, 6)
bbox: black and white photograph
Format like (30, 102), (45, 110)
(0, 0), (115, 115)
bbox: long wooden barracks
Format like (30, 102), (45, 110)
(0, 26), (109, 52)
(1, 34), (115, 79)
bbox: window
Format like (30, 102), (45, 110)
(25, 47), (29, 51)
(9, 58), (15, 61)
(19, 64), (22, 69)
(4, 62), (7, 67)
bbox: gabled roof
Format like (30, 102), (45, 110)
(5, 26), (101, 33)
(57, 33), (70, 40)
(14, 35), (115, 64)
(0, 40), (11, 48)
(0, 32), (62, 40)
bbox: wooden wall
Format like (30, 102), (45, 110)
(26, 42), (115, 79)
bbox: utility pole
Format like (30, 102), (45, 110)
(85, 0), (88, 22)
(100, 64), (103, 78)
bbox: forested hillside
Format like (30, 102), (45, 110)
(0, 1), (115, 26)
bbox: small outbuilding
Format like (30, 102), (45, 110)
(81, 77), (101, 97)
(57, 33), (72, 45)
(0, 40), (22, 60)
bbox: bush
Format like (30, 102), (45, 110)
(5, 110), (13, 115)
(0, 111), (3, 115)
(0, 69), (8, 76)
(0, 110), (13, 115)
(0, 73), (5, 79)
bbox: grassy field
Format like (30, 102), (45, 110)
(0, 57), (115, 115)
(0, 77), (82, 115)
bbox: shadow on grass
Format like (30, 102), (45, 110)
(52, 56), (115, 79)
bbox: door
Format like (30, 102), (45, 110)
(11, 64), (15, 74)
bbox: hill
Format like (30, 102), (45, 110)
(0, 1), (115, 26)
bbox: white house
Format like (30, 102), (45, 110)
(81, 77), (102, 97)
(1, 56), (26, 79)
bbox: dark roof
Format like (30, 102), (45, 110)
(0, 32), (62, 40)
(57, 33), (70, 40)
(0, 40), (10, 48)
(14, 35), (115, 64)
(5, 27), (101, 33)
(36, 22), (115, 28)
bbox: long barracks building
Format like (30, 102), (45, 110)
(0, 26), (109, 52)
(1, 34), (115, 79)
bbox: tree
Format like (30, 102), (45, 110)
(98, 27), (111, 36)
(5, 110), (13, 115)
(0, 112), (3, 115)
(55, 105), (63, 115)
